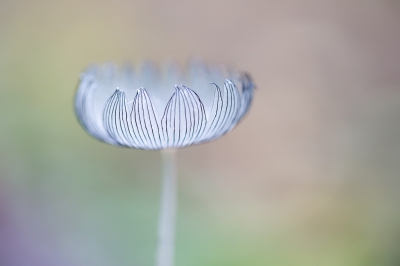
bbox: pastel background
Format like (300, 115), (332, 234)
(1, 0), (400, 265)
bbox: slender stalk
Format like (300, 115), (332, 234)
(156, 149), (177, 266)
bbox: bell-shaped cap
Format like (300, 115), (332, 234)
(74, 61), (255, 150)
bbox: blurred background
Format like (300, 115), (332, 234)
(1, 0), (400, 265)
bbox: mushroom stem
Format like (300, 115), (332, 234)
(156, 149), (177, 266)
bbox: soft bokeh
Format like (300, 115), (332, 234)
(1, 0), (400, 265)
